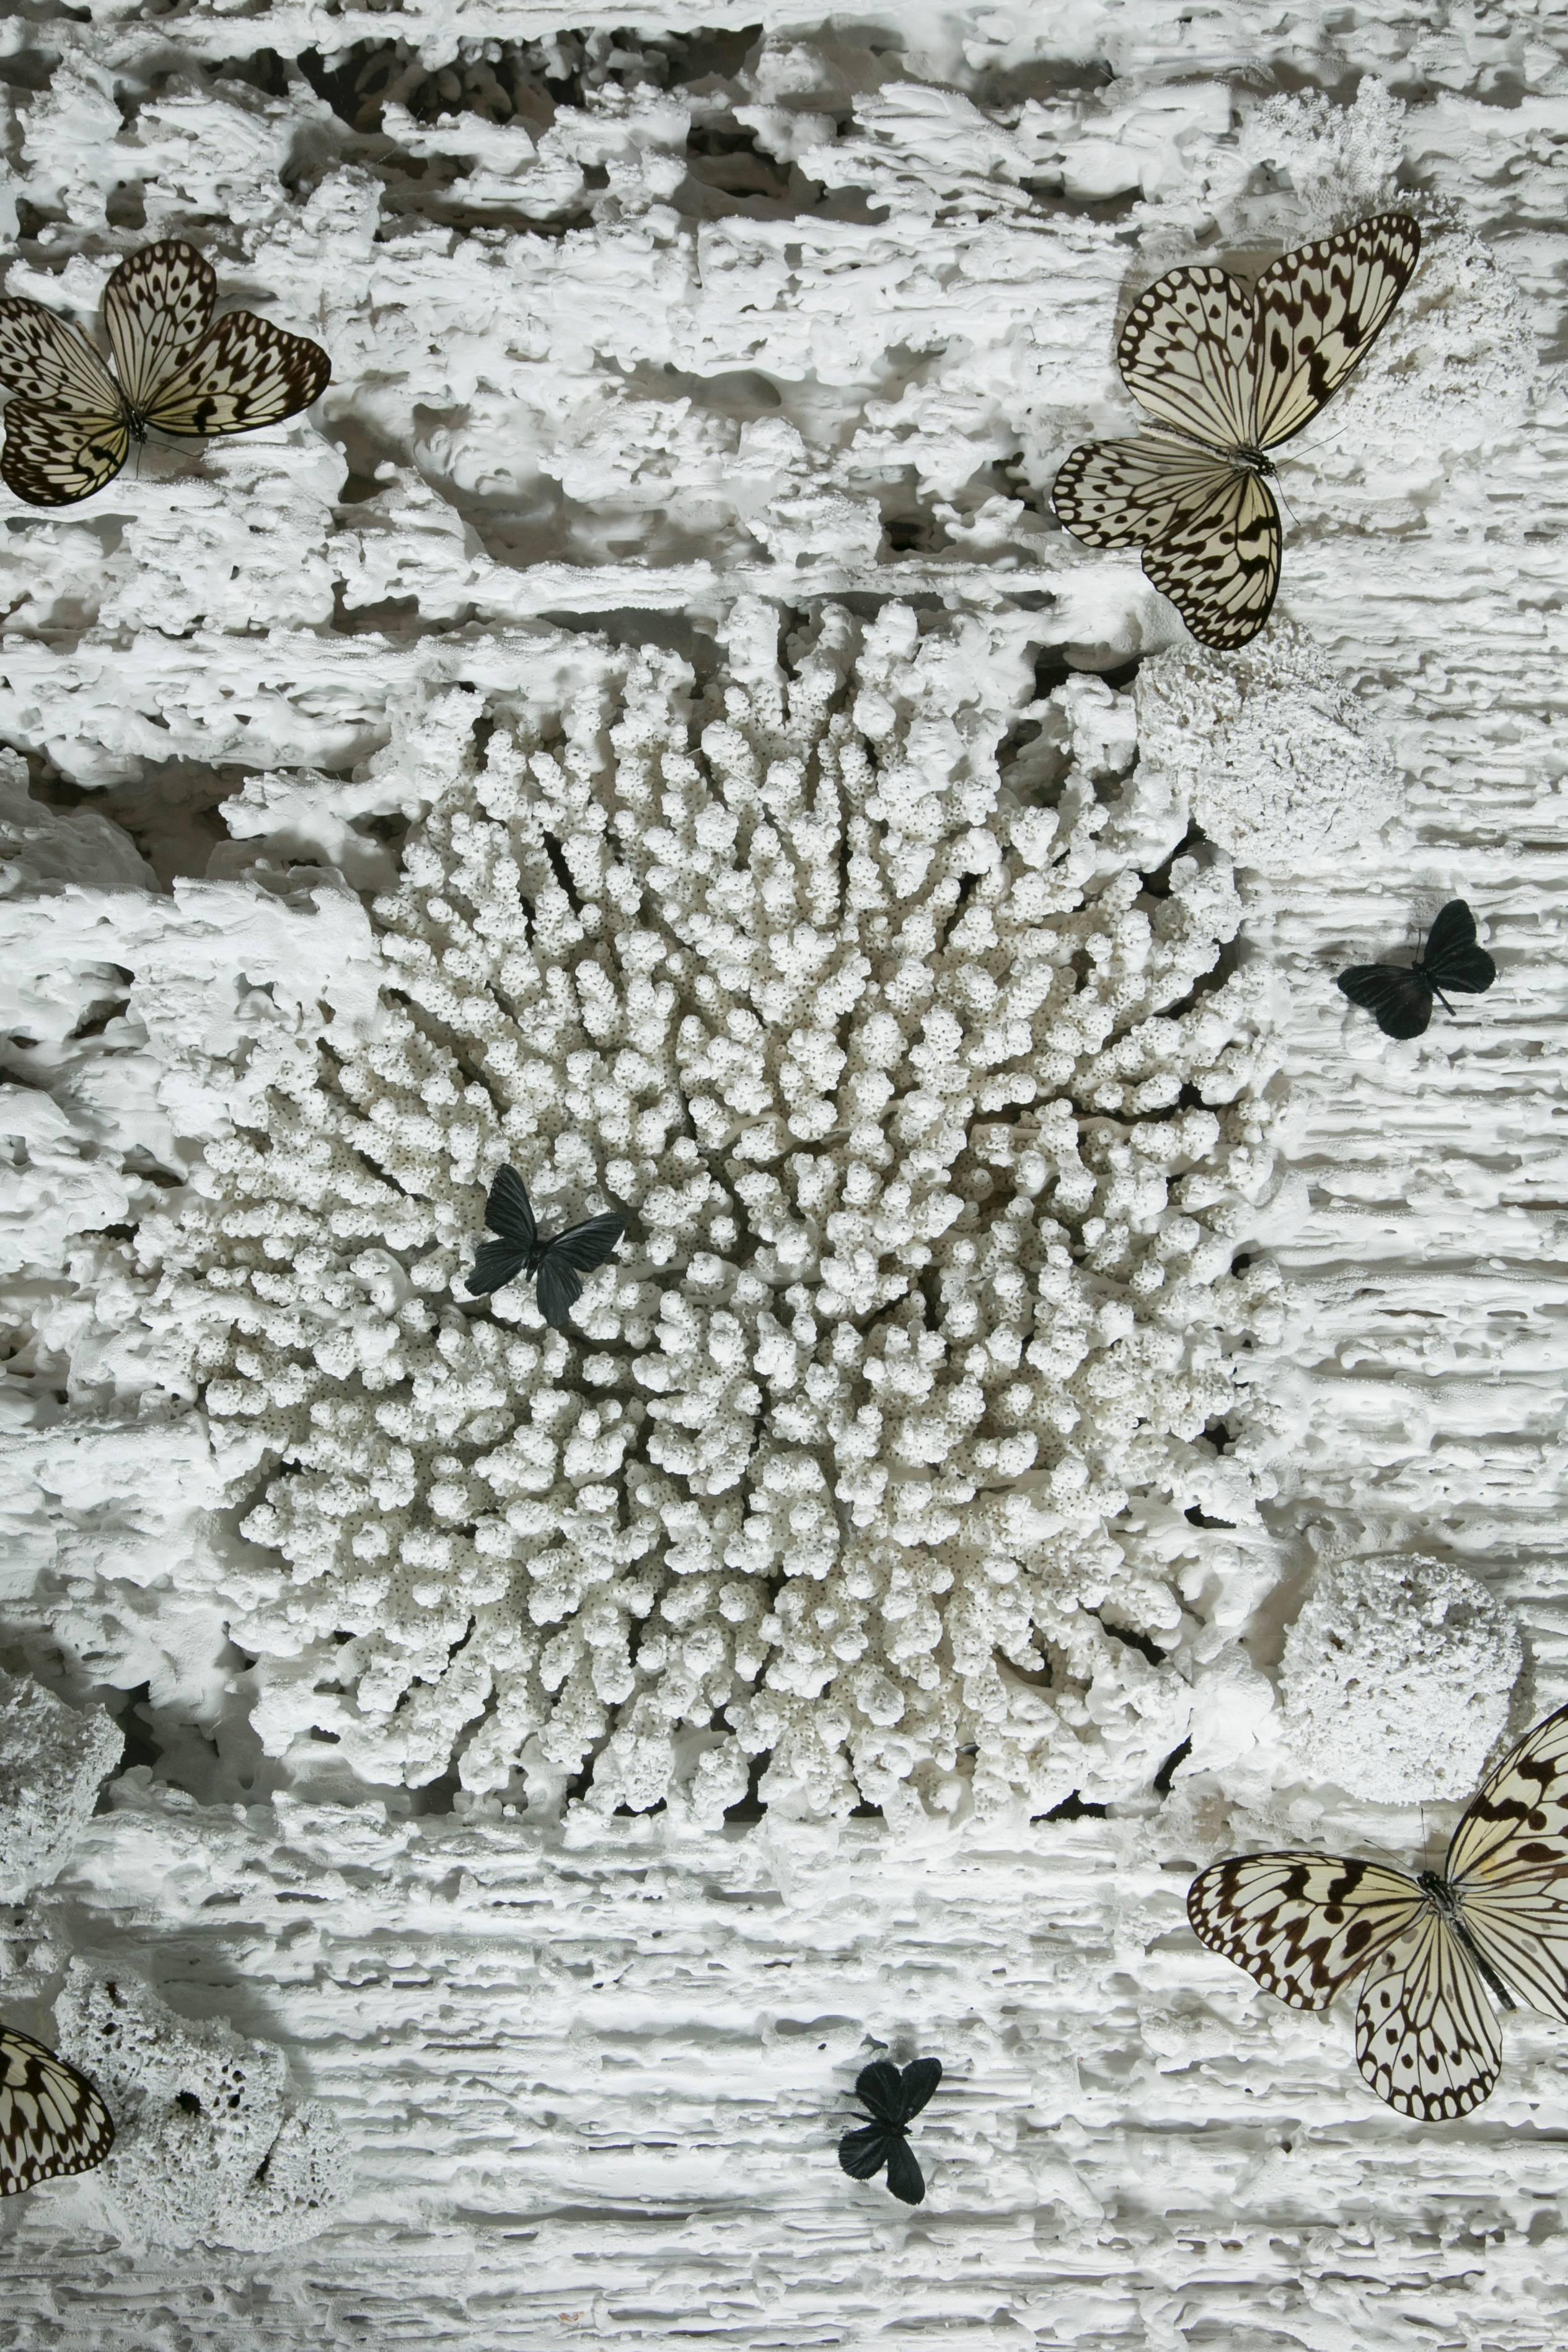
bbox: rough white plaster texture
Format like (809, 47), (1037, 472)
(1, 0), (1564, 2345)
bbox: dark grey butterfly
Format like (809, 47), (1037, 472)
(1336, 899), (1496, 1040)
(464, 1165), (625, 1329)
(837, 2056), (941, 2205)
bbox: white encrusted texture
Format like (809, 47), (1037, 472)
(1279, 1549), (1523, 1804)
(0, 1664), (122, 1900)
(52, 1954), (351, 2250)
(1133, 624), (1404, 870)
(130, 602), (1284, 1820)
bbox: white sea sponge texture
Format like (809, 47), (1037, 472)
(53, 1960), (350, 2250)
(0, 1667), (122, 1901)
(1279, 1552), (1521, 1804)
(1135, 625), (1403, 870)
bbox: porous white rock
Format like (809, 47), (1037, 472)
(1134, 624), (1404, 869)
(0, 1666), (121, 1900)
(1279, 1551), (1521, 1804)
(53, 1959), (351, 2251)
(128, 601), (1287, 1823)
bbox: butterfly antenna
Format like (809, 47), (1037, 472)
(1432, 986), (1456, 1016)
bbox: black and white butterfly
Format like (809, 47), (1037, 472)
(0, 2025), (114, 2195)
(1188, 1701), (1568, 2120)
(0, 240), (330, 507)
(837, 2056), (941, 2204)
(464, 1165), (625, 1330)
(1336, 898), (1496, 1039)
(1052, 212), (1422, 650)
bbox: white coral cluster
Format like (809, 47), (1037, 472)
(139, 602), (1285, 1822)
(53, 1960), (350, 2250)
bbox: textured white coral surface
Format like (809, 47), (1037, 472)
(2, 0), (1566, 2343)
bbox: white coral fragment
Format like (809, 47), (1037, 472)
(145, 603), (1282, 1820)
(1280, 1551), (1520, 1804)
(0, 1667), (122, 1901)
(1135, 624), (1403, 869)
(53, 1960), (351, 2250)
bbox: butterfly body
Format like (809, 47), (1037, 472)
(0, 2025), (115, 2195)
(837, 2056), (941, 2205)
(464, 1165), (625, 1330)
(1189, 1701), (1568, 2119)
(1336, 899), (1496, 1038)
(1052, 213), (1422, 650)
(0, 240), (330, 507)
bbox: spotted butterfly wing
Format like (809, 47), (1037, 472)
(1051, 436), (1282, 652)
(1187, 1853), (1425, 2009)
(1251, 217), (1423, 447)
(1051, 211), (1421, 650)
(0, 2025), (115, 2195)
(1444, 1701), (1568, 2025)
(102, 241), (217, 412)
(0, 304), (128, 506)
(464, 1165), (537, 1296)
(0, 239), (329, 508)
(534, 1213), (625, 1330)
(1188, 1702), (1568, 2120)
(1353, 1905), (1503, 2118)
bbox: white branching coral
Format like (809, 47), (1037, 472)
(139, 602), (1284, 1823)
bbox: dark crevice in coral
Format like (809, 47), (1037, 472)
(1153, 1736), (1192, 1796)
(1093, 1613), (1165, 1667)
(1036, 1790), (1109, 1822)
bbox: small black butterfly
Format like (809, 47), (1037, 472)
(464, 1166), (625, 1330)
(837, 2057), (941, 2205)
(1336, 899), (1496, 1040)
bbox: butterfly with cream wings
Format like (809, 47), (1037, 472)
(1052, 212), (1422, 651)
(0, 240), (330, 506)
(1188, 1701), (1568, 2120)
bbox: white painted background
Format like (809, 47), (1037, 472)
(3, 0), (1567, 2343)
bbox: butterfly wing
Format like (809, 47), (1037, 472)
(1437, 1702), (1568, 2025)
(1115, 265), (1260, 449)
(1052, 436), (1279, 649)
(837, 2121), (892, 2180)
(853, 2059), (906, 2129)
(1139, 465), (1280, 651)
(0, 2026), (115, 2195)
(102, 240), (216, 412)
(140, 309), (331, 441)
(547, 1213), (626, 1274)
(1447, 1702), (1568, 1889)
(1420, 900), (1496, 997)
(1354, 1908), (1502, 2119)
(464, 1240), (529, 1298)
(881, 2136), (927, 2205)
(534, 1213), (624, 1329)
(1053, 432), (1234, 550)
(1251, 213), (1422, 450)
(1187, 1852), (1425, 2009)
(0, 301), (128, 507)
(1336, 963), (1434, 1039)
(897, 2057), (942, 2121)
(485, 1166), (537, 1249)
